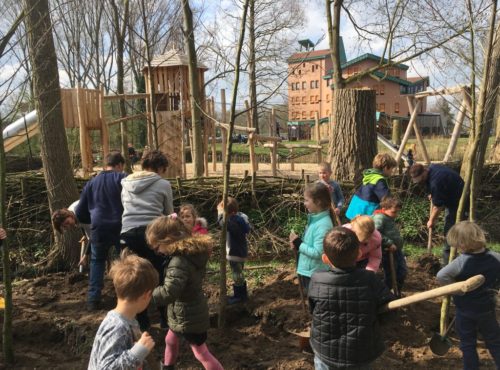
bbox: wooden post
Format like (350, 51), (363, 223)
(270, 141), (277, 176)
(315, 112), (322, 163)
(249, 133), (257, 174)
(443, 89), (471, 162)
(290, 148), (295, 171)
(211, 97), (217, 172)
(395, 99), (422, 163)
(203, 105), (209, 177)
(392, 119), (401, 146)
(408, 96), (431, 164)
(77, 86), (90, 176)
(220, 89), (227, 168)
(99, 86), (110, 166)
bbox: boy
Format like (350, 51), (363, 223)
(308, 227), (394, 369)
(317, 162), (344, 215)
(436, 221), (500, 370)
(88, 253), (158, 370)
(217, 197), (250, 304)
(372, 195), (407, 295)
(346, 153), (397, 220)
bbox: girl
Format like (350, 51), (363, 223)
(180, 204), (208, 235)
(344, 215), (382, 272)
(289, 182), (335, 293)
(146, 215), (223, 370)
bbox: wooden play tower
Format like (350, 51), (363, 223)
(143, 48), (208, 178)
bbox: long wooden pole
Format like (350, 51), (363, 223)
(408, 96), (430, 164)
(396, 99), (422, 163)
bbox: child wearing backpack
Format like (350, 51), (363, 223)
(146, 215), (223, 370)
(346, 153), (397, 220)
(436, 221), (500, 370)
(289, 182), (335, 294)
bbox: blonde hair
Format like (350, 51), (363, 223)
(350, 215), (375, 242)
(318, 162), (332, 173)
(109, 252), (158, 300)
(372, 153), (397, 170)
(447, 221), (486, 253)
(146, 215), (191, 250)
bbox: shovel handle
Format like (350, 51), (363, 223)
(389, 251), (399, 296)
(380, 274), (485, 312)
(427, 201), (433, 253)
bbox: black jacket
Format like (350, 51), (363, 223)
(308, 267), (394, 368)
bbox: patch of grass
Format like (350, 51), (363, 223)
(403, 242), (500, 261)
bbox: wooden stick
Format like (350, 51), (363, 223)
(389, 251), (399, 296)
(379, 274), (485, 312)
(427, 201), (433, 253)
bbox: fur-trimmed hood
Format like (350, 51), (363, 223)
(163, 234), (213, 269)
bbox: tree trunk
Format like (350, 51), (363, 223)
(182, 0), (204, 177)
(248, 0), (259, 133)
(327, 89), (377, 184)
(24, 0), (80, 269)
(491, 93), (500, 161)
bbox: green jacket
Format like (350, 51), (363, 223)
(153, 235), (213, 334)
(372, 211), (403, 250)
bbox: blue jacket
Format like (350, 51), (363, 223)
(218, 212), (250, 262)
(76, 171), (127, 246)
(426, 165), (464, 210)
(436, 249), (500, 314)
(346, 169), (389, 219)
(297, 211), (334, 277)
(324, 180), (345, 209)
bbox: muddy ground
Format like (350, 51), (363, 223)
(0, 259), (497, 370)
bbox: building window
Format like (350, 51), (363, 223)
(380, 84), (385, 95)
(302, 111), (307, 119)
(291, 84), (295, 91)
(302, 81), (306, 89)
(394, 103), (400, 114)
(374, 84), (379, 95)
(315, 80), (319, 88)
(296, 82), (300, 90)
(310, 96), (315, 103)
(298, 69), (301, 75)
(379, 103), (385, 112)
(302, 96), (306, 104)
(310, 81), (315, 89)
(326, 79), (330, 87)
(310, 111), (315, 118)
(316, 95), (320, 103)
(303, 63), (306, 67)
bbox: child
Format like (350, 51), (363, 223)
(346, 153), (397, 220)
(308, 227), (394, 369)
(88, 253), (158, 370)
(146, 215), (223, 370)
(217, 197), (250, 304)
(289, 182), (335, 294)
(373, 196), (407, 294)
(436, 221), (500, 370)
(344, 215), (382, 272)
(180, 204), (208, 235)
(317, 162), (344, 215)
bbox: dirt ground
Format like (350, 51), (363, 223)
(1, 258), (497, 370)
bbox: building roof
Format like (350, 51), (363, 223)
(341, 53), (409, 70)
(144, 48), (208, 70)
(287, 37), (347, 64)
(407, 76), (429, 83)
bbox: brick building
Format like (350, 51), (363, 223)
(287, 39), (429, 140)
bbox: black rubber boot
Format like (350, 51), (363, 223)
(228, 282), (248, 304)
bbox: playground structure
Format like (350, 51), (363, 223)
(2, 49), (473, 178)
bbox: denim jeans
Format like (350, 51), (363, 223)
(455, 309), (500, 370)
(88, 242), (115, 303)
(314, 355), (372, 370)
(381, 249), (407, 290)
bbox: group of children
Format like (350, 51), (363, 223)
(78, 150), (498, 369)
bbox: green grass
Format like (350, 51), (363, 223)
(404, 242), (500, 261)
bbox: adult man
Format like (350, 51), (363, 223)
(76, 151), (127, 310)
(409, 163), (465, 265)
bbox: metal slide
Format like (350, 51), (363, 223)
(377, 133), (408, 163)
(2, 110), (39, 152)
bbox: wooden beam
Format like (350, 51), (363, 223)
(252, 134), (282, 142)
(395, 98), (421, 163)
(99, 86), (109, 162)
(214, 121), (256, 132)
(103, 93), (150, 101)
(107, 113), (149, 126)
(414, 85), (467, 99)
(443, 89), (471, 162)
(315, 112), (322, 163)
(407, 96), (430, 164)
(220, 89), (227, 168)
(211, 97), (217, 172)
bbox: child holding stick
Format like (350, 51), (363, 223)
(317, 162), (344, 216)
(289, 182), (335, 293)
(436, 221), (500, 370)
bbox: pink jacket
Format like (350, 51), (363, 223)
(343, 223), (382, 272)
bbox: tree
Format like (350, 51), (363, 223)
(23, 0), (80, 269)
(430, 98), (455, 134)
(182, 0), (204, 177)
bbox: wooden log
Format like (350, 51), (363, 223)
(220, 89), (227, 168)
(396, 99), (421, 163)
(380, 274), (485, 312)
(99, 86), (109, 163)
(315, 112), (321, 163)
(211, 97), (217, 172)
(443, 89), (471, 162)
(407, 96), (430, 164)
(214, 121), (255, 133)
(248, 133), (257, 174)
(290, 148), (295, 171)
(414, 85), (466, 98)
(252, 134), (282, 142)
(103, 93), (150, 101)
(107, 113), (149, 126)
(77, 86), (91, 175)
(270, 141), (277, 176)
(392, 119), (401, 146)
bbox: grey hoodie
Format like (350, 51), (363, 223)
(121, 171), (174, 233)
